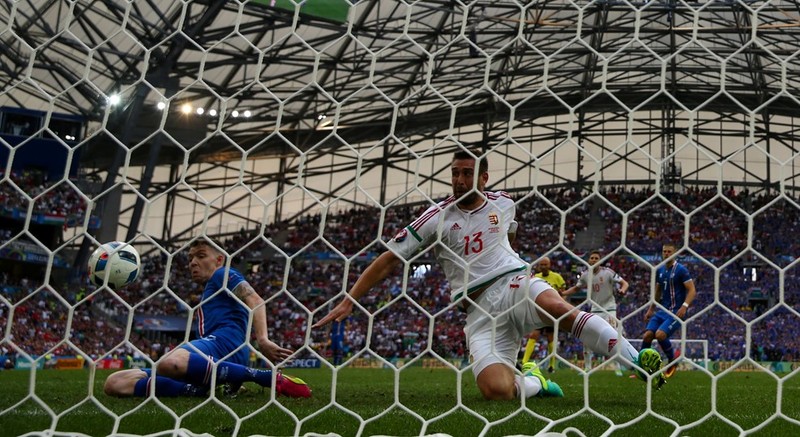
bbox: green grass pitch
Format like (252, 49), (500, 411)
(1, 367), (800, 436)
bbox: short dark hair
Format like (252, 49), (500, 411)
(453, 149), (488, 174)
(189, 237), (226, 258)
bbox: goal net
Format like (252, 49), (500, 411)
(2, 1), (799, 436)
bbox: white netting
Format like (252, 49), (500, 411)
(2, 1), (800, 436)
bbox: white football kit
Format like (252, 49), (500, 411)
(576, 266), (624, 329)
(387, 191), (555, 377)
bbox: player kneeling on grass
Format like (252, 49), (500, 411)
(314, 150), (665, 401)
(104, 239), (310, 399)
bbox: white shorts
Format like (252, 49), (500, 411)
(463, 273), (556, 379)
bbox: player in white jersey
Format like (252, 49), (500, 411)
(314, 150), (664, 400)
(562, 251), (629, 374)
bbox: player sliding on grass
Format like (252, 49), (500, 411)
(104, 239), (311, 399)
(315, 150), (665, 401)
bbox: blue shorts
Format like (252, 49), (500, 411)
(179, 328), (250, 365)
(331, 336), (344, 352)
(646, 310), (681, 338)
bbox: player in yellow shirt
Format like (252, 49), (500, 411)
(522, 256), (567, 372)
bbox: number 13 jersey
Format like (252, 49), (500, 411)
(386, 191), (526, 303)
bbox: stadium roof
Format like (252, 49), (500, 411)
(4, 0), (800, 246)
(4, 0), (800, 165)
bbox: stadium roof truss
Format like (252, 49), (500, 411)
(3, 0), (800, 247)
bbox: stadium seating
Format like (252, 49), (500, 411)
(2, 185), (798, 365)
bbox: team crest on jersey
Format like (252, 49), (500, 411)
(488, 212), (499, 225)
(394, 228), (408, 242)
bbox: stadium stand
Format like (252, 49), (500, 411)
(2, 184), (799, 366)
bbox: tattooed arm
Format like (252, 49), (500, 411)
(233, 281), (292, 363)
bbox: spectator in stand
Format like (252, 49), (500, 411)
(4, 185), (800, 367)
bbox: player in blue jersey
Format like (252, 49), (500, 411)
(329, 318), (348, 365)
(642, 243), (697, 378)
(104, 239), (311, 398)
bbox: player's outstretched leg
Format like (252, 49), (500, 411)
(104, 369), (208, 398)
(183, 353), (311, 398)
(535, 291), (664, 390)
(275, 371), (312, 398)
(220, 373), (312, 399)
(520, 362), (563, 398)
(567, 311), (666, 389)
(135, 374), (209, 397)
(216, 370), (311, 399)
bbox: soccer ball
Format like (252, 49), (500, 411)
(88, 241), (141, 289)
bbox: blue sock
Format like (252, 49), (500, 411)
(184, 353), (215, 385)
(133, 375), (150, 396)
(658, 338), (674, 360)
(185, 352), (273, 387)
(134, 374), (207, 397)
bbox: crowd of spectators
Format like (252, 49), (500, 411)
(2, 183), (800, 369)
(0, 277), (144, 360)
(0, 170), (90, 219)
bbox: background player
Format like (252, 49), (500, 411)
(643, 242), (697, 378)
(315, 150), (664, 401)
(103, 239), (311, 398)
(561, 250), (629, 375)
(521, 256), (567, 373)
(329, 318), (348, 366)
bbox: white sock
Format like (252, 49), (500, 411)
(515, 374), (543, 398)
(572, 311), (638, 365)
